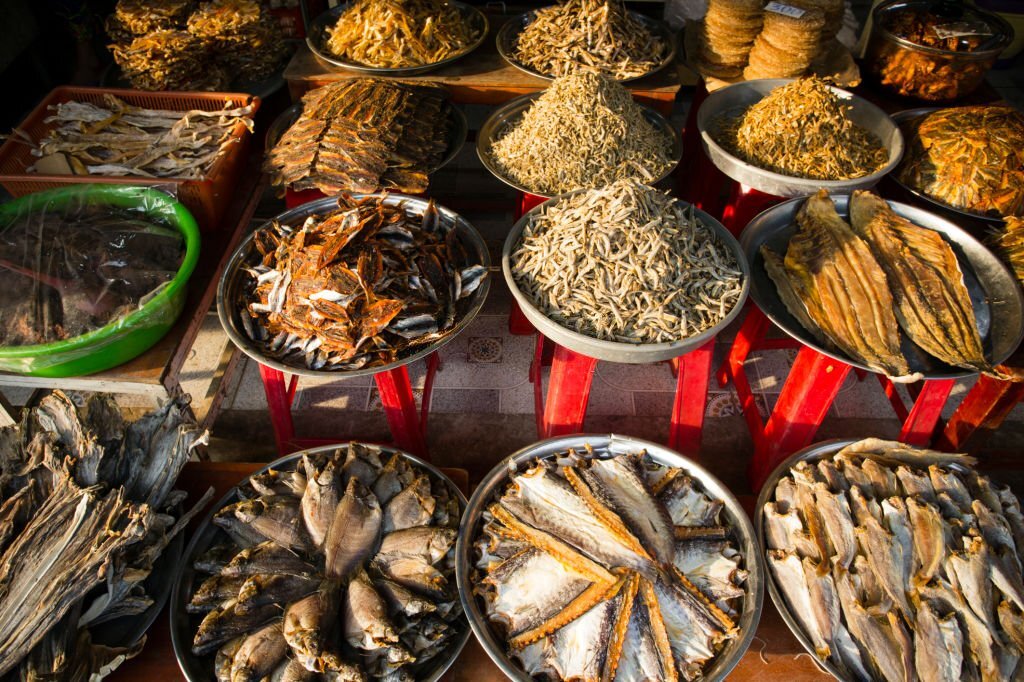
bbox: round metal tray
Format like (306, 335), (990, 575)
(475, 91), (683, 199)
(502, 190), (749, 363)
(495, 10), (677, 83)
(455, 433), (765, 682)
(264, 101), (469, 177)
(741, 193), (1024, 379)
(306, 1), (488, 76)
(171, 444), (470, 682)
(696, 79), (904, 198)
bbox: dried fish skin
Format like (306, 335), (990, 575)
(915, 600), (963, 682)
(324, 477), (382, 581)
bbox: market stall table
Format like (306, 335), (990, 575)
(107, 459), (832, 681)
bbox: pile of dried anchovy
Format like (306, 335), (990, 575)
(511, 179), (743, 344)
(513, 0), (668, 80)
(237, 194), (486, 371)
(715, 77), (889, 181)
(491, 72), (673, 195)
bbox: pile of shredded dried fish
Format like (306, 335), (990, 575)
(326, 0), (479, 68)
(513, 0), (669, 80)
(237, 194), (487, 372)
(0, 391), (211, 680)
(474, 445), (746, 680)
(715, 77), (889, 181)
(188, 443), (464, 680)
(23, 94), (255, 179)
(763, 438), (1024, 682)
(187, 0), (289, 80)
(511, 179), (743, 344)
(491, 72), (673, 195)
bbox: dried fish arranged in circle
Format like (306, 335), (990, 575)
(511, 179), (744, 344)
(473, 447), (748, 681)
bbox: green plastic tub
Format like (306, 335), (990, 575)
(0, 185), (200, 377)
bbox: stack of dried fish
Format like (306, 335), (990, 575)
(325, 0), (479, 68)
(715, 78), (889, 181)
(187, 444), (465, 680)
(473, 447), (747, 680)
(898, 107), (1024, 219)
(511, 179), (744, 344)
(763, 438), (1024, 682)
(26, 94), (255, 179)
(110, 30), (222, 91)
(187, 0), (289, 81)
(762, 190), (992, 381)
(490, 72), (673, 195)
(513, 0), (669, 80)
(105, 0), (195, 41)
(236, 194), (486, 371)
(264, 79), (453, 195)
(0, 391), (211, 680)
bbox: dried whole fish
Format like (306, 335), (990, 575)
(187, 444), (464, 680)
(186, 0), (289, 81)
(473, 447), (747, 681)
(490, 72), (673, 196)
(764, 438), (1024, 681)
(513, 0), (669, 80)
(511, 179), (743, 344)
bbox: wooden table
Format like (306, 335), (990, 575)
(109, 460), (829, 681)
(283, 12), (686, 114)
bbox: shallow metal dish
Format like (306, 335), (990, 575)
(171, 444), (470, 682)
(264, 101), (469, 176)
(741, 193), (1024, 379)
(495, 10), (677, 83)
(218, 193), (490, 378)
(696, 79), (904, 198)
(306, 1), (488, 76)
(455, 433), (765, 682)
(476, 91), (683, 198)
(502, 190), (749, 363)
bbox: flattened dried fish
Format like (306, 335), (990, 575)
(915, 600), (963, 682)
(324, 477), (382, 581)
(377, 526), (455, 564)
(230, 621), (288, 682)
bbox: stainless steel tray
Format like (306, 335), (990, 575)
(455, 433), (765, 682)
(475, 91), (682, 199)
(217, 193), (490, 378)
(305, 1), (488, 76)
(495, 10), (677, 83)
(170, 444), (469, 682)
(696, 79), (904, 198)
(741, 193), (1024, 379)
(502, 189), (749, 363)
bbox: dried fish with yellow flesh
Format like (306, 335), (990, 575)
(905, 498), (946, 583)
(672, 539), (746, 602)
(813, 483), (857, 570)
(614, 585), (676, 682)
(546, 586), (620, 680)
(849, 190), (990, 374)
(915, 600), (964, 682)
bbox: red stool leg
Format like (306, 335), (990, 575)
(259, 364), (297, 455)
(724, 307), (772, 451)
(937, 375), (1024, 450)
(542, 344), (599, 437)
(375, 366), (428, 458)
(899, 378), (955, 446)
(669, 338), (715, 458)
(876, 374), (912, 423)
(720, 184), (784, 238)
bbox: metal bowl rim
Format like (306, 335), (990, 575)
(870, 0), (1014, 60)
(475, 91), (683, 199)
(455, 432), (765, 682)
(216, 193), (491, 379)
(170, 443), (470, 682)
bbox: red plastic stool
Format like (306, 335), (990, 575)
(678, 79), (729, 218)
(285, 188), (326, 209)
(719, 184), (786, 237)
(509, 191), (548, 336)
(258, 353), (440, 458)
(528, 336), (717, 458)
(937, 374), (1024, 450)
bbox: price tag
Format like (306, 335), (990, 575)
(764, 2), (807, 19)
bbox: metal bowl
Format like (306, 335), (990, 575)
(306, 1), (488, 76)
(264, 101), (469, 175)
(217, 193), (491, 378)
(502, 190), (749, 363)
(741, 193), (1024, 379)
(455, 433), (765, 682)
(171, 444), (470, 682)
(495, 10), (678, 83)
(475, 91), (683, 199)
(696, 79), (905, 198)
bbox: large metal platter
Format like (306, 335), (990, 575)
(475, 91), (683, 199)
(502, 189), (749, 363)
(217, 193), (491, 378)
(170, 444), (470, 682)
(306, 1), (488, 76)
(742, 193), (1024, 379)
(696, 79), (904, 198)
(455, 433), (765, 682)
(495, 10), (677, 83)
(264, 101), (469, 176)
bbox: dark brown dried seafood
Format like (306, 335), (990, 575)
(110, 30), (222, 91)
(993, 216), (1024, 285)
(187, 0), (289, 80)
